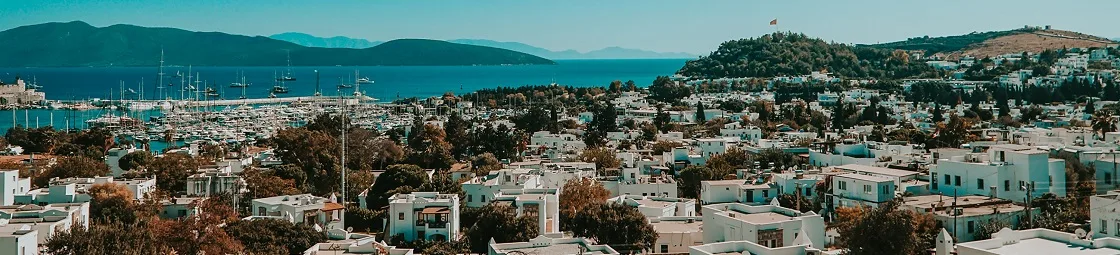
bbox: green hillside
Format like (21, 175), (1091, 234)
(677, 32), (935, 79)
(0, 21), (554, 67)
(861, 29), (1025, 54)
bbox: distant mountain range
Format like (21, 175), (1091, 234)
(0, 21), (554, 67)
(270, 33), (698, 59)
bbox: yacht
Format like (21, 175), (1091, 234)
(356, 77), (374, 84)
(271, 85), (289, 94)
(276, 51), (297, 81)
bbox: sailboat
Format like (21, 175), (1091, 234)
(271, 71), (290, 94)
(276, 50), (296, 81)
(230, 71), (250, 88)
(25, 76), (43, 90)
(336, 77), (353, 89)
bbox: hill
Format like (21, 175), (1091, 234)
(0, 21), (554, 67)
(268, 32), (383, 48)
(867, 28), (1116, 59)
(448, 39), (697, 59)
(677, 32), (935, 79)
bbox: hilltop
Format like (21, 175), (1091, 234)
(268, 32), (383, 49)
(677, 32), (936, 79)
(867, 28), (1116, 59)
(0, 21), (554, 67)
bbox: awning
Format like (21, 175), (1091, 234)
(420, 207), (451, 214)
(321, 202), (345, 211)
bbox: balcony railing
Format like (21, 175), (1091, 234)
(416, 220), (449, 228)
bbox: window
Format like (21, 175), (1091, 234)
(762, 190), (769, 197)
(954, 176), (961, 186)
(1103, 220), (1109, 234)
(398, 213), (405, 220)
(863, 185), (872, 194)
(1019, 181), (1025, 190)
(967, 221), (975, 233)
(482, 196), (487, 202)
(1004, 180), (1010, 191)
(839, 181), (848, 191)
(661, 245), (669, 253)
(1108, 173), (1114, 185)
(257, 207), (266, 216)
(882, 185), (890, 194)
(944, 174), (951, 184)
(804, 187), (812, 196)
(468, 195), (472, 202)
(1115, 221), (1120, 237)
(977, 179), (985, 190)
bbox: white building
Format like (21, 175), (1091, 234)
(488, 235), (619, 255)
(902, 195), (1033, 242)
(186, 169), (246, 197)
(689, 240), (822, 255)
(608, 195), (695, 219)
(301, 234), (414, 255)
(831, 173), (896, 210)
(0, 170), (31, 206)
(251, 194), (344, 227)
(701, 179), (778, 205)
(386, 192), (460, 242)
(930, 144), (1066, 202)
(462, 168), (539, 208)
(1091, 191), (1120, 239)
(701, 203), (826, 249)
(951, 227), (1120, 255)
(600, 167), (677, 198)
(649, 216), (703, 254)
(0, 223), (37, 255)
(0, 202), (89, 244)
(491, 189), (559, 234)
(15, 176), (156, 205)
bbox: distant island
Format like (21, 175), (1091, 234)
(0, 21), (555, 67)
(270, 33), (698, 59)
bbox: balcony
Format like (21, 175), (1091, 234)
(415, 220), (448, 228)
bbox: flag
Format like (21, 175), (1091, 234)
(769, 19), (778, 26)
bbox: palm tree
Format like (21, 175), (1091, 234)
(1092, 110), (1117, 137)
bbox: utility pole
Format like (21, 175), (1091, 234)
(339, 93), (348, 229)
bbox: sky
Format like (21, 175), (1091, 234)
(1, 0), (1118, 55)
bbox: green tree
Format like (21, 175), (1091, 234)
(46, 222), (176, 255)
(406, 124), (455, 169)
(835, 200), (940, 255)
(470, 152), (502, 176)
(224, 218), (328, 255)
(88, 182), (139, 223)
(36, 156), (110, 187)
(694, 101), (707, 123)
(705, 148), (749, 174)
(569, 203), (659, 253)
(463, 204), (539, 253)
(118, 151), (154, 171)
(654, 105), (671, 133)
(678, 165), (715, 199)
(579, 148), (621, 172)
(148, 153), (200, 195)
(365, 164), (429, 210)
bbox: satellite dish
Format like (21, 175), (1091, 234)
(1076, 228), (1087, 239)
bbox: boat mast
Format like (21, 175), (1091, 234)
(158, 49), (165, 101)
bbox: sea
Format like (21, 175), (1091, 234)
(0, 59), (688, 146)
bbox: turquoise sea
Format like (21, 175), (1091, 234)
(0, 59), (687, 139)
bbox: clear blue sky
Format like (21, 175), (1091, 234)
(1, 0), (1117, 54)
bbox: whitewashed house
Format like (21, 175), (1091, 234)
(385, 192), (459, 242)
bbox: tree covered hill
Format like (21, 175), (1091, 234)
(677, 32), (936, 79)
(0, 21), (555, 67)
(862, 30), (1023, 54)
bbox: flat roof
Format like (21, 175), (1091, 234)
(836, 164), (918, 177)
(727, 211), (795, 224)
(983, 237), (1120, 255)
(498, 243), (609, 255)
(651, 220), (703, 233)
(835, 173), (894, 183)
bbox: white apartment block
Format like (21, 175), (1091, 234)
(301, 234), (415, 255)
(701, 179), (778, 205)
(689, 240), (823, 255)
(386, 192), (460, 242)
(491, 189), (559, 234)
(251, 194), (344, 227)
(695, 138), (730, 158)
(600, 168), (677, 198)
(952, 228), (1120, 255)
(1091, 191), (1120, 239)
(608, 195), (695, 219)
(529, 131), (585, 153)
(649, 216), (703, 254)
(0, 170), (30, 206)
(186, 170), (246, 197)
(902, 195), (1033, 242)
(834, 164), (925, 195)
(0, 223), (37, 255)
(488, 235), (619, 255)
(15, 176), (156, 205)
(462, 168), (540, 208)
(701, 203), (825, 249)
(772, 172), (821, 200)
(0, 202), (89, 244)
(930, 144), (1066, 203)
(831, 173), (896, 210)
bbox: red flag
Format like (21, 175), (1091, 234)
(769, 19), (778, 26)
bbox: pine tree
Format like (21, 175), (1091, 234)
(695, 101), (707, 123)
(932, 103), (944, 123)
